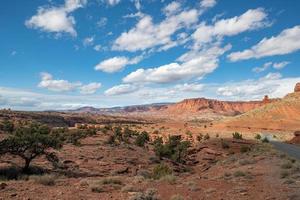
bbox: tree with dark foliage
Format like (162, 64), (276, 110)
(0, 123), (62, 172)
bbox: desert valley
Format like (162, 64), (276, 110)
(0, 83), (299, 200)
(1, 0), (300, 199)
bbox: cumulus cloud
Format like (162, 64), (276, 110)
(105, 0), (120, 6)
(105, 84), (138, 96)
(25, 0), (87, 37)
(228, 25), (300, 61)
(192, 8), (268, 48)
(79, 83), (101, 95)
(83, 36), (95, 46)
(93, 44), (102, 51)
(163, 1), (181, 16)
(216, 72), (299, 100)
(253, 61), (290, 73)
(95, 56), (142, 73)
(273, 61), (290, 69)
(38, 72), (101, 94)
(174, 83), (204, 92)
(200, 0), (217, 9)
(252, 62), (272, 73)
(113, 7), (199, 52)
(123, 44), (231, 84)
(38, 72), (82, 92)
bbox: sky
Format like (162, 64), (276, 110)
(0, 0), (300, 111)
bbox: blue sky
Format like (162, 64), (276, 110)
(0, 0), (300, 110)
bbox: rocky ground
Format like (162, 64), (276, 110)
(0, 124), (299, 200)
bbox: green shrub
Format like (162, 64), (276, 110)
(135, 131), (150, 147)
(232, 132), (243, 139)
(255, 134), (261, 140)
(240, 146), (251, 153)
(204, 133), (210, 140)
(130, 188), (159, 200)
(233, 170), (246, 177)
(152, 164), (172, 180)
(221, 140), (230, 149)
(262, 137), (269, 143)
(0, 119), (14, 133)
(196, 133), (203, 142)
(154, 135), (190, 163)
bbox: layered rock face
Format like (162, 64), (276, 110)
(164, 97), (268, 116)
(294, 82), (300, 92)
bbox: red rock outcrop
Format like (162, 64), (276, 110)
(164, 97), (269, 116)
(294, 82), (300, 92)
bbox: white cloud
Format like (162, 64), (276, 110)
(105, 84), (138, 96)
(25, 0), (87, 37)
(96, 17), (107, 28)
(38, 72), (101, 94)
(83, 36), (95, 46)
(38, 72), (82, 92)
(174, 83), (204, 92)
(200, 0), (217, 9)
(113, 8), (199, 52)
(216, 72), (299, 100)
(252, 62), (272, 73)
(228, 25), (300, 61)
(105, 0), (120, 6)
(163, 1), (181, 16)
(93, 44), (102, 51)
(192, 8), (268, 48)
(123, 44), (231, 84)
(134, 0), (141, 11)
(273, 61), (290, 69)
(80, 82), (101, 95)
(95, 56), (142, 73)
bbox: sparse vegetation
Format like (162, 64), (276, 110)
(204, 133), (210, 140)
(31, 174), (56, 186)
(135, 131), (150, 147)
(240, 146), (251, 153)
(232, 132), (243, 139)
(130, 188), (159, 200)
(0, 123), (62, 172)
(221, 139), (230, 149)
(255, 134), (261, 140)
(152, 163), (172, 180)
(153, 135), (190, 163)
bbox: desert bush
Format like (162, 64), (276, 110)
(130, 188), (159, 200)
(232, 132), (243, 139)
(262, 137), (269, 143)
(31, 174), (56, 186)
(160, 174), (176, 184)
(281, 161), (293, 169)
(0, 119), (14, 133)
(0, 123), (62, 172)
(152, 164), (172, 180)
(280, 170), (290, 179)
(204, 133), (210, 140)
(215, 133), (219, 138)
(135, 131), (150, 147)
(255, 134), (261, 140)
(101, 177), (123, 185)
(154, 135), (190, 163)
(221, 140), (230, 149)
(240, 146), (251, 153)
(233, 170), (246, 177)
(196, 133), (203, 142)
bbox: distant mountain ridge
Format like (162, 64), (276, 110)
(68, 96), (276, 118)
